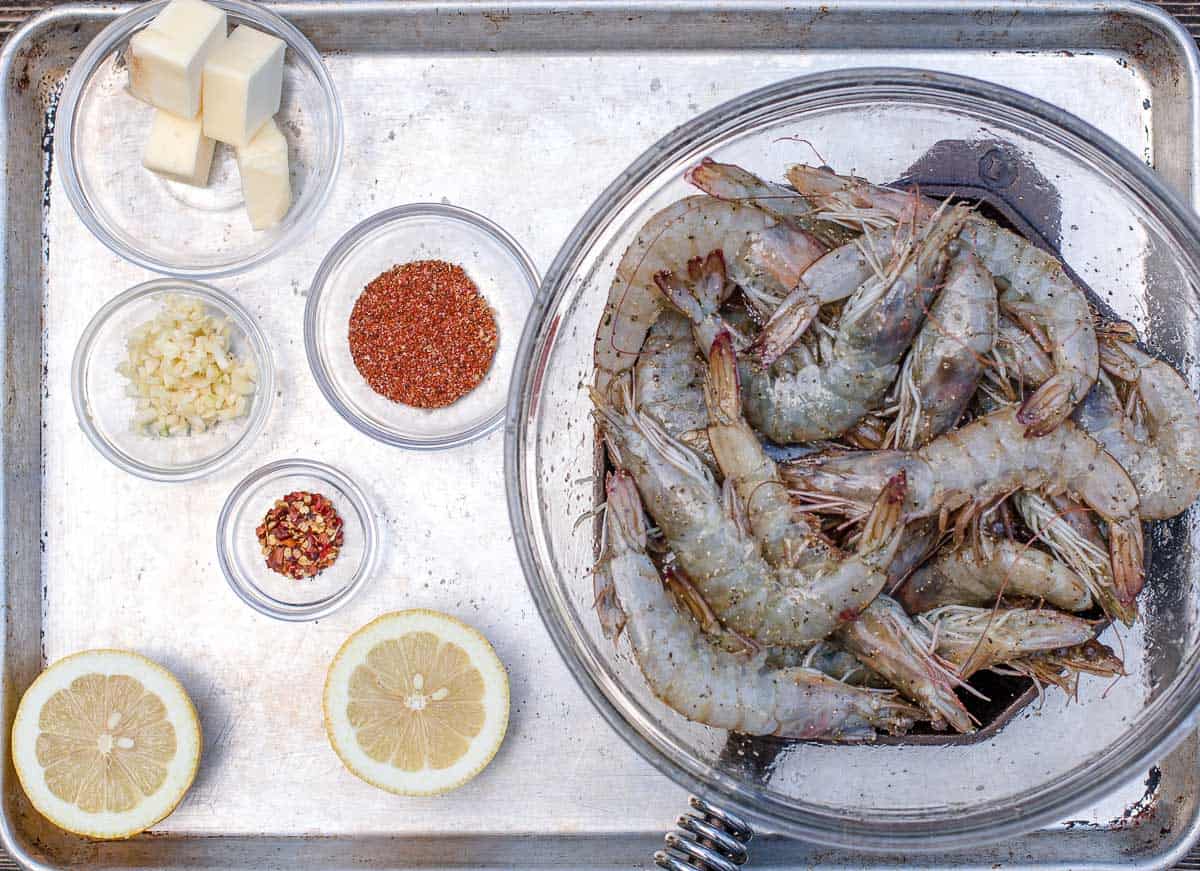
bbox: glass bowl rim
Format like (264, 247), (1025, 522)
(503, 66), (1200, 850)
(70, 276), (275, 482)
(55, 0), (344, 280)
(303, 201), (541, 451)
(215, 457), (380, 622)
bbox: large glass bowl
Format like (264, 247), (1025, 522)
(505, 68), (1200, 851)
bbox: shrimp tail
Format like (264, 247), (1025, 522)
(703, 330), (741, 426)
(684, 157), (757, 201)
(1097, 331), (1141, 382)
(1017, 371), (1079, 437)
(749, 286), (820, 365)
(654, 270), (707, 330)
(859, 471), (907, 556)
(1109, 516), (1145, 605)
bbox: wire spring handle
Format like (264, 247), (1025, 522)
(654, 795), (753, 871)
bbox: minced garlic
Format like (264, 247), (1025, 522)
(117, 294), (256, 437)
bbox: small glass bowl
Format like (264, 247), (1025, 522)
(71, 278), (273, 481)
(56, 0), (343, 278)
(216, 459), (379, 621)
(305, 203), (538, 449)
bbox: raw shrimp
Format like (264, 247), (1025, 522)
(891, 251), (997, 448)
(784, 406), (1145, 607)
(686, 158), (849, 244)
(633, 309), (712, 465)
(703, 332), (807, 567)
(1015, 491), (1134, 625)
(837, 596), (974, 732)
(748, 225), (904, 364)
(737, 204), (969, 443)
(920, 605), (1099, 677)
(896, 538), (1093, 614)
(690, 159), (900, 355)
(594, 196), (778, 397)
(730, 223), (833, 323)
(1006, 639), (1124, 694)
(592, 379), (909, 647)
(1072, 342), (1200, 520)
(787, 164), (1098, 436)
(600, 470), (923, 739)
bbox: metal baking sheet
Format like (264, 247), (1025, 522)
(2, 1), (1200, 867)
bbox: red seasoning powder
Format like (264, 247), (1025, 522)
(348, 260), (498, 409)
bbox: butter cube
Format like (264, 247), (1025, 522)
(128, 0), (226, 118)
(142, 109), (216, 187)
(236, 118), (290, 230)
(202, 26), (285, 146)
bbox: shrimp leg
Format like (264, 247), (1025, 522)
(1014, 491), (1135, 625)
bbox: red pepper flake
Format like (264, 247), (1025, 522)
(348, 260), (498, 409)
(254, 491), (345, 580)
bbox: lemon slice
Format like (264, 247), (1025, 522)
(324, 610), (509, 796)
(11, 649), (202, 840)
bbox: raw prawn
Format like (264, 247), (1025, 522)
(890, 251), (997, 448)
(836, 596), (974, 732)
(592, 378), (909, 647)
(784, 406), (1145, 607)
(702, 332), (807, 567)
(594, 196), (779, 397)
(737, 203), (969, 443)
(599, 470), (923, 738)
(896, 537), (1093, 614)
(1005, 639), (1124, 694)
(747, 225), (904, 364)
(787, 164), (1098, 436)
(920, 605), (1100, 677)
(1073, 341), (1200, 520)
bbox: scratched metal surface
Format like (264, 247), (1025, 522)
(2, 1), (1200, 869)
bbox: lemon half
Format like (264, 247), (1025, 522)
(11, 649), (202, 839)
(323, 610), (509, 796)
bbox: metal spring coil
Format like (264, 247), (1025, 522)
(654, 795), (753, 871)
